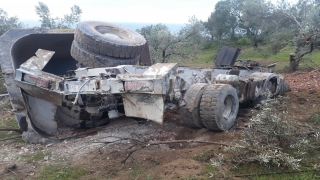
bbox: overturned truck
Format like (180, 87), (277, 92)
(0, 21), (286, 138)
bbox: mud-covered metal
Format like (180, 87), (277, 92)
(215, 74), (239, 87)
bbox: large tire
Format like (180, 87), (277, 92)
(71, 40), (139, 68)
(74, 21), (146, 58)
(279, 78), (286, 96)
(180, 83), (208, 128)
(200, 84), (239, 131)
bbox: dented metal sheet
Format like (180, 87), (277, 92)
(143, 63), (178, 79)
(16, 81), (63, 105)
(20, 49), (55, 71)
(124, 81), (154, 92)
(122, 94), (164, 124)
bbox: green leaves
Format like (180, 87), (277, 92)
(34, 2), (82, 29)
(137, 16), (206, 64)
(0, 8), (24, 36)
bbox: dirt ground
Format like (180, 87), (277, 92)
(0, 70), (320, 180)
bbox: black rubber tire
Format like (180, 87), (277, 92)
(180, 83), (208, 128)
(200, 84), (239, 131)
(74, 21), (146, 58)
(71, 40), (139, 68)
(279, 78), (286, 96)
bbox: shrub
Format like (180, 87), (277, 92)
(226, 97), (320, 170)
(237, 37), (252, 46)
(308, 110), (320, 126)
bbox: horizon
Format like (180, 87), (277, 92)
(2, 0), (220, 25)
(22, 19), (185, 32)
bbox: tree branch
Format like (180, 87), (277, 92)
(0, 128), (22, 133)
(283, 12), (303, 32)
(95, 138), (244, 164)
(0, 135), (21, 142)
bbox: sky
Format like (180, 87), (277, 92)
(1, 0), (221, 25)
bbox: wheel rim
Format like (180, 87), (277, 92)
(95, 26), (131, 39)
(223, 95), (235, 120)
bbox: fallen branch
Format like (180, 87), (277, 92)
(96, 138), (245, 164)
(146, 140), (241, 147)
(97, 139), (242, 148)
(233, 169), (320, 178)
(0, 135), (22, 142)
(0, 128), (22, 133)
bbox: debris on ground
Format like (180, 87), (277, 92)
(285, 70), (320, 92)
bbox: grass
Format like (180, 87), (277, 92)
(179, 45), (320, 72)
(96, 172), (119, 179)
(0, 72), (8, 94)
(175, 48), (217, 68)
(0, 71), (23, 144)
(193, 150), (215, 162)
(0, 113), (22, 144)
(231, 164), (320, 179)
(127, 162), (143, 179)
(308, 110), (320, 125)
(35, 163), (88, 180)
(18, 151), (51, 163)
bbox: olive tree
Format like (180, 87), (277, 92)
(137, 16), (206, 64)
(35, 1), (82, 29)
(0, 8), (24, 36)
(204, 0), (240, 42)
(275, 0), (320, 72)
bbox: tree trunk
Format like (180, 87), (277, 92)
(231, 27), (236, 40)
(162, 49), (165, 63)
(289, 54), (298, 72)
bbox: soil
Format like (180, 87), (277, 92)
(1, 70), (320, 180)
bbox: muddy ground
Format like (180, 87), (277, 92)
(0, 70), (320, 180)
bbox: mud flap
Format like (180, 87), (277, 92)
(121, 94), (164, 124)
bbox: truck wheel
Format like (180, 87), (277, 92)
(200, 84), (239, 131)
(180, 83), (208, 128)
(279, 78), (286, 96)
(74, 21), (146, 58)
(71, 40), (139, 68)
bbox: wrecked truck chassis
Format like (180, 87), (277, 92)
(13, 49), (285, 135)
(0, 29), (286, 137)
